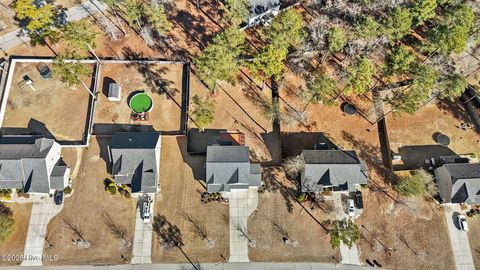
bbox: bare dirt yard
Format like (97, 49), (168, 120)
(467, 216), (480, 269)
(2, 62), (93, 142)
(388, 104), (480, 155)
(44, 137), (136, 265)
(356, 189), (455, 270)
(0, 202), (31, 266)
(248, 167), (339, 262)
(152, 136), (229, 263)
(94, 63), (183, 133)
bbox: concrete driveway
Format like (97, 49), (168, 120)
(21, 199), (63, 266)
(332, 193), (362, 266)
(444, 204), (475, 270)
(226, 188), (258, 262)
(131, 194), (155, 264)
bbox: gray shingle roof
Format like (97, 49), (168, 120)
(435, 163), (480, 204)
(206, 146), (261, 192)
(110, 132), (160, 193)
(300, 150), (368, 192)
(50, 165), (69, 190)
(0, 136), (66, 193)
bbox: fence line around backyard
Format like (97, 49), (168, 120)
(0, 56), (190, 148)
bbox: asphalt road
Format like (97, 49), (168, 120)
(0, 0), (108, 52)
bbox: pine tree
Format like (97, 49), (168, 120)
(305, 73), (338, 105)
(265, 9), (305, 48)
(191, 95), (216, 132)
(411, 0), (438, 26)
(63, 20), (98, 54)
(326, 27), (347, 54)
(423, 3), (474, 55)
(383, 6), (413, 41)
(193, 26), (245, 90)
(344, 57), (375, 95)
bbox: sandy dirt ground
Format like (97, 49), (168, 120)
(467, 216), (480, 269)
(2, 62), (93, 141)
(44, 137), (136, 265)
(356, 190), (455, 270)
(387, 104), (480, 155)
(152, 136), (229, 263)
(0, 203), (32, 266)
(95, 63), (183, 132)
(248, 167), (339, 262)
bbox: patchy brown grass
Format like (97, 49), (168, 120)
(467, 216), (480, 269)
(95, 63), (183, 132)
(152, 136), (229, 263)
(0, 203), (32, 266)
(356, 189), (455, 270)
(44, 137), (136, 265)
(2, 62), (93, 142)
(248, 167), (339, 262)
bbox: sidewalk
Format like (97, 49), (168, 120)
(21, 200), (63, 266)
(19, 262), (371, 270)
(0, 0), (108, 52)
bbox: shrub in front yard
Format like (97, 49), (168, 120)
(0, 203), (14, 244)
(395, 169), (436, 197)
(0, 189), (12, 200)
(296, 193), (306, 203)
(64, 186), (72, 195)
(324, 218), (360, 249)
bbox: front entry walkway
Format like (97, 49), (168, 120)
(131, 194), (155, 264)
(226, 188), (259, 262)
(21, 200), (63, 266)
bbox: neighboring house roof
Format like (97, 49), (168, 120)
(435, 163), (480, 204)
(300, 150), (368, 192)
(0, 136), (68, 193)
(250, 0), (280, 16)
(206, 145), (261, 192)
(109, 132), (160, 193)
(50, 165), (69, 190)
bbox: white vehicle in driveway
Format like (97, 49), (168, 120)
(347, 199), (355, 217)
(141, 198), (152, 224)
(457, 214), (468, 231)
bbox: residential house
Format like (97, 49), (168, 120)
(435, 163), (480, 204)
(244, 0), (281, 28)
(0, 135), (70, 195)
(108, 132), (161, 194)
(300, 150), (368, 193)
(206, 145), (261, 193)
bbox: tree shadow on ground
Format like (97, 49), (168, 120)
(341, 131), (398, 186)
(153, 214), (184, 249)
(436, 100), (473, 126)
(173, 10), (211, 47)
(122, 47), (179, 98)
(262, 167), (295, 213)
(176, 136), (207, 190)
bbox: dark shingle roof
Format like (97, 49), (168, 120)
(301, 150), (368, 192)
(110, 132), (160, 193)
(0, 136), (65, 193)
(206, 146), (261, 192)
(435, 163), (480, 204)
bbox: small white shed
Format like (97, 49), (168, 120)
(108, 83), (121, 101)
